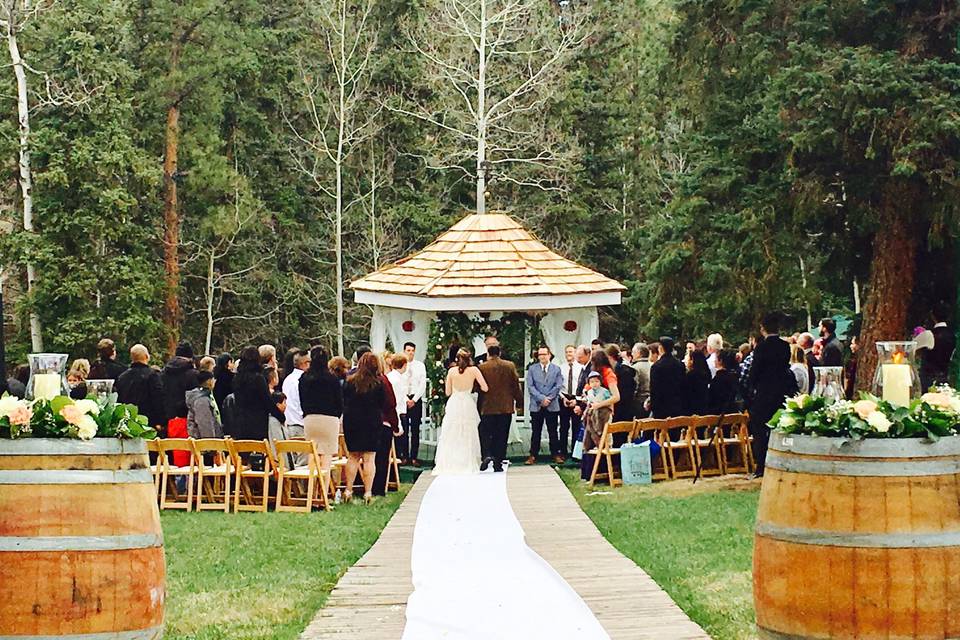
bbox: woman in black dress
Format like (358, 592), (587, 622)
(683, 349), (711, 416)
(300, 346), (343, 473)
(231, 346), (273, 440)
(342, 352), (388, 503)
(708, 350), (741, 415)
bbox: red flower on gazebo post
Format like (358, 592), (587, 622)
(563, 320), (578, 332)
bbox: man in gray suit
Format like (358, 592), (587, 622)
(526, 346), (564, 465)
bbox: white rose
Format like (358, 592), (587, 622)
(0, 394), (21, 418)
(949, 397), (960, 415)
(77, 414), (98, 440)
(867, 411), (892, 433)
(74, 399), (100, 416)
(778, 414), (797, 428)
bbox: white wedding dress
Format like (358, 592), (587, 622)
(432, 380), (482, 476)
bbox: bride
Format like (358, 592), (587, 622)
(432, 349), (488, 476)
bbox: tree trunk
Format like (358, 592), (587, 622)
(204, 250), (214, 355)
(334, 10), (346, 358)
(8, 19), (43, 351)
(857, 182), (919, 391)
(162, 99), (181, 357)
(475, 0), (487, 215)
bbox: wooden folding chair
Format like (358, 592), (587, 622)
(158, 438), (197, 511)
(661, 417), (697, 479)
(275, 440), (330, 512)
(146, 438), (162, 498)
(717, 413), (753, 474)
(688, 415), (725, 478)
(633, 418), (671, 481)
(588, 420), (636, 488)
(194, 439), (233, 512)
(227, 439), (276, 513)
(387, 439), (401, 492)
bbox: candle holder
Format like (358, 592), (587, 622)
(25, 353), (70, 401)
(871, 341), (921, 407)
(813, 367), (845, 403)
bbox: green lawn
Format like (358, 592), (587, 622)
(558, 468), (759, 640)
(161, 489), (408, 640)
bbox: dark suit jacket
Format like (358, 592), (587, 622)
(804, 351), (818, 393)
(749, 335), (797, 424)
(820, 335), (843, 367)
(478, 357), (523, 416)
(649, 355), (686, 418)
(613, 362), (637, 422)
(575, 363), (593, 396)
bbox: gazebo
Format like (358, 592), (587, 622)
(351, 212), (626, 360)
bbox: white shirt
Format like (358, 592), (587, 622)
(559, 359), (584, 396)
(404, 359), (427, 403)
(707, 352), (718, 378)
(281, 368), (304, 426)
(387, 369), (407, 417)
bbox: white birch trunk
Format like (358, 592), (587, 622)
(475, 0), (487, 215)
(7, 16), (43, 351)
(204, 250), (215, 355)
(333, 2), (347, 358)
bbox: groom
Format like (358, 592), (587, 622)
(477, 345), (523, 472)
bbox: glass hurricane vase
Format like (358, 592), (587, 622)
(871, 341), (921, 407)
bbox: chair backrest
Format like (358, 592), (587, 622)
(688, 415), (723, 439)
(718, 413), (749, 434)
(146, 438), (161, 453)
(635, 418), (668, 442)
(158, 438), (195, 454)
(605, 420), (635, 445)
(663, 416), (691, 438)
(275, 440), (319, 473)
(193, 438), (231, 465)
(226, 439), (276, 473)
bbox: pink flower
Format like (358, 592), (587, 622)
(922, 392), (952, 409)
(853, 400), (878, 420)
(8, 405), (32, 426)
(59, 404), (83, 426)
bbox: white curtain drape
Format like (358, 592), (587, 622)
(370, 306), (389, 355)
(383, 308), (435, 362)
(539, 308), (599, 360)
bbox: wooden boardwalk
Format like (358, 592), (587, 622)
(301, 466), (709, 640)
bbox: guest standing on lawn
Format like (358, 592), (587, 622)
(186, 371), (222, 439)
(580, 350), (620, 455)
(213, 353), (234, 409)
(649, 336), (685, 418)
(478, 345), (523, 472)
(161, 341), (200, 445)
(748, 313), (798, 478)
(400, 342), (427, 467)
(89, 338), (127, 380)
(115, 344), (165, 431)
(281, 350), (310, 443)
(342, 352), (389, 504)
(231, 346), (273, 440)
(525, 346), (563, 465)
(300, 346), (343, 473)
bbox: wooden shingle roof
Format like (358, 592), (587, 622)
(350, 213), (626, 300)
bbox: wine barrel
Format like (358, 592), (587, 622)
(754, 432), (960, 639)
(0, 438), (165, 639)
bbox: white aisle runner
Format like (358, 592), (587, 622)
(401, 471), (611, 640)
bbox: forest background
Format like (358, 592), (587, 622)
(0, 0), (956, 386)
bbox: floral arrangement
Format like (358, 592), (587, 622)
(770, 384), (960, 440)
(0, 393), (157, 440)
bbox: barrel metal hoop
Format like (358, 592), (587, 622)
(0, 469), (153, 484)
(757, 522), (960, 548)
(0, 627), (163, 640)
(0, 438), (147, 456)
(770, 433), (960, 458)
(0, 533), (163, 552)
(766, 451), (960, 476)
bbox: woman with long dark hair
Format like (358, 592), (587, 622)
(683, 349), (711, 415)
(432, 349), (488, 476)
(231, 346), (273, 440)
(213, 352), (234, 409)
(300, 346), (343, 472)
(342, 352), (388, 503)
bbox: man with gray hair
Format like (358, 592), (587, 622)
(281, 350), (310, 446)
(632, 343), (651, 417)
(706, 333), (724, 378)
(797, 332), (817, 393)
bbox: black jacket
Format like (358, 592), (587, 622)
(923, 324), (956, 379)
(708, 369), (740, 415)
(213, 369), (234, 410)
(749, 335), (798, 425)
(115, 362), (165, 428)
(683, 369), (710, 416)
(300, 370), (344, 417)
(89, 358), (127, 381)
(820, 335), (843, 367)
(160, 357), (200, 422)
(232, 369), (272, 440)
(650, 354), (686, 418)
(575, 363), (593, 396)
(612, 362), (637, 422)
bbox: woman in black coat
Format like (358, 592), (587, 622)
(708, 350), (741, 415)
(231, 346), (273, 440)
(213, 352), (234, 410)
(341, 352), (389, 503)
(683, 349), (710, 416)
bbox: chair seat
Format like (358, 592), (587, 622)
(721, 437), (746, 445)
(199, 465), (230, 474)
(284, 467), (317, 478)
(331, 458), (348, 467)
(166, 466), (195, 474)
(238, 468), (268, 477)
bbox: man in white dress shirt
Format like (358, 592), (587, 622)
(401, 342), (427, 467)
(558, 345), (584, 459)
(281, 349), (310, 465)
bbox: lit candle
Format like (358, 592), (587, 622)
(32, 373), (62, 401)
(881, 363), (912, 407)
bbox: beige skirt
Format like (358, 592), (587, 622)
(304, 414), (340, 455)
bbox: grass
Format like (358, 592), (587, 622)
(161, 488), (408, 640)
(558, 468), (759, 640)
